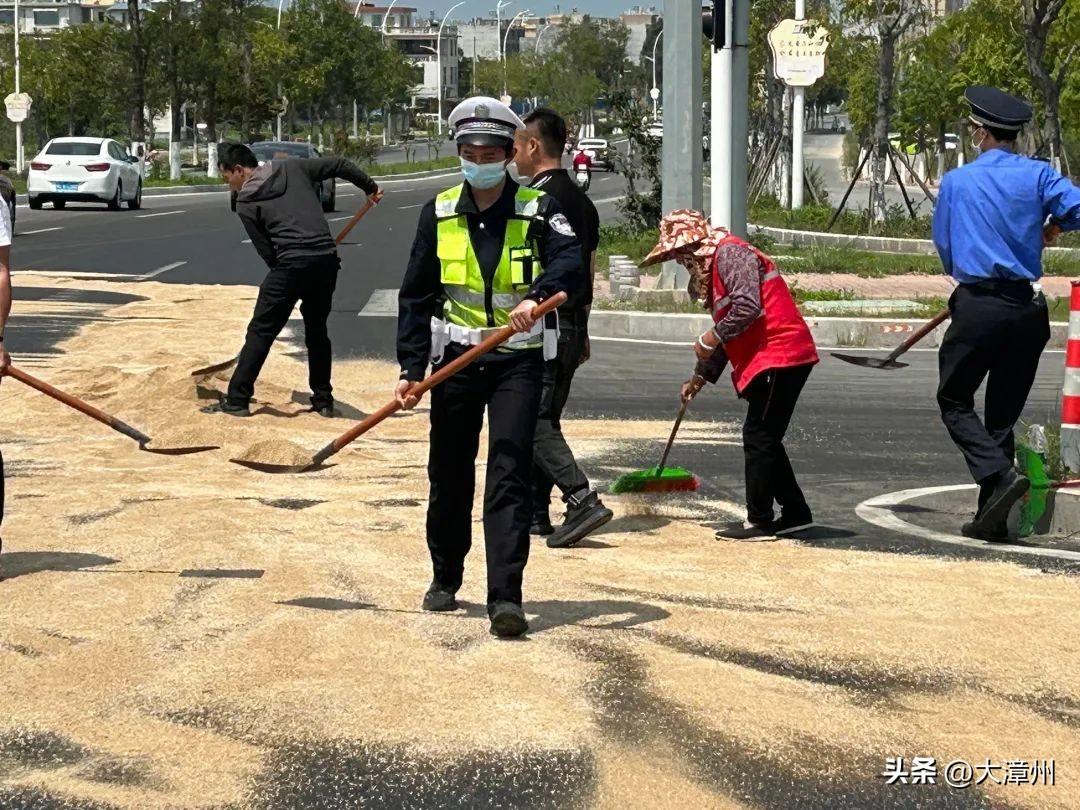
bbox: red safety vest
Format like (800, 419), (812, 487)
(710, 235), (819, 393)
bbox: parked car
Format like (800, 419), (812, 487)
(646, 122), (663, 141)
(575, 138), (614, 172)
(28, 138), (142, 211)
(250, 141), (335, 212)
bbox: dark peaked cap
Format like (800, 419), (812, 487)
(965, 86), (1033, 132)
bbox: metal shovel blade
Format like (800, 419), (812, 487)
(831, 352), (909, 371)
(190, 357), (238, 377)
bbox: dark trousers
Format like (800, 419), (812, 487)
(937, 283), (1050, 484)
(532, 319), (591, 517)
(427, 348), (543, 606)
(227, 255), (340, 409)
(742, 364), (813, 526)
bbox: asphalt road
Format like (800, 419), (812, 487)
(6, 168), (1076, 573)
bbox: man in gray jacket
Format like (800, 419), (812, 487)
(205, 142), (382, 417)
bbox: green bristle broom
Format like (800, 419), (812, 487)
(610, 399), (701, 494)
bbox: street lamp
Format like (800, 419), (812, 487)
(535, 21), (551, 54)
(496, 0), (512, 63)
(433, 1), (466, 135)
(649, 28), (662, 120)
(502, 9), (529, 98)
(381, 0), (399, 33)
(13, 0), (21, 173)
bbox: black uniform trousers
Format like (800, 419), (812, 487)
(227, 254), (340, 410)
(742, 364), (814, 526)
(427, 346), (543, 607)
(937, 282), (1050, 484)
(532, 313), (591, 518)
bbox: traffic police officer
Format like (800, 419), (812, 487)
(933, 86), (1080, 541)
(395, 97), (583, 637)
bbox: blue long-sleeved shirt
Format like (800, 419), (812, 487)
(932, 147), (1080, 284)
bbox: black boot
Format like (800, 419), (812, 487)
(977, 468), (1029, 528)
(200, 399), (251, 417)
(547, 490), (613, 549)
(488, 601), (528, 637)
(530, 514), (555, 536)
(421, 580), (459, 612)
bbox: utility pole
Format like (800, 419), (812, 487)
(791, 0), (806, 208)
(730, 0), (749, 237)
(710, 0), (729, 230)
(14, 0), (22, 173)
(659, 0), (702, 289)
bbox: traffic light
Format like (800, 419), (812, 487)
(702, 1), (725, 51)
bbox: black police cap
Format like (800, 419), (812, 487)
(965, 86), (1032, 132)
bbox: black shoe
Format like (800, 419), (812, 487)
(488, 601), (528, 637)
(311, 404), (337, 418)
(547, 491), (614, 549)
(421, 581), (459, 612)
(530, 518), (555, 536)
(774, 510), (815, 537)
(715, 521), (778, 542)
(978, 469), (1030, 527)
(961, 518), (1010, 543)
(200, 400), (250, 417)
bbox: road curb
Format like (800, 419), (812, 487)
(588, 310), (1073, 350)
(750, 224), (1080, 261)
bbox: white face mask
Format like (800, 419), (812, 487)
(508, 161), (532, 186)
(971, 128), (988, 153)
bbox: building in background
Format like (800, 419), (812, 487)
(458, 16), (526, 60)
(620, 5), (659, 64)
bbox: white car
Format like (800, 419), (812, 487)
(28, 137), (142, 210)
(646, 122), (663, 141)
(575, 138), (613, 171)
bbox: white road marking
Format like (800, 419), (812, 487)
(855, 484), (1080, 562)
(399, 203), (424, 210)
(141, 261), (187, 280)
(241, 238), (252, 244)
(136, 210), (186, 219)
(18, 227), (63, 235)
(592, 195), (625, 206)
(591, 335), (689, 347)
(358, 288), (399, 316)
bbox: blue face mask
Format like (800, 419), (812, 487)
(460, 158), (507, 190)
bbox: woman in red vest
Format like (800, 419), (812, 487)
(641, 210), (819, 541)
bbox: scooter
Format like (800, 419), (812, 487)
(575, 168), (591, 192)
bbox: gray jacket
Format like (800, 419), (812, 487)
(234, 157), (378, 268)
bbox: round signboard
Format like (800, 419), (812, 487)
(5, 93), (32, 123)
(767, 19), (829, 87)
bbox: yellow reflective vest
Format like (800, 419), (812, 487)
(434, 183), (546, 345)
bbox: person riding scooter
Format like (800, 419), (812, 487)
(572, 150), (592, 192)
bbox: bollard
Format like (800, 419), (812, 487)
(608, 255), (628, 296)
(1061, 281), (1080, 472)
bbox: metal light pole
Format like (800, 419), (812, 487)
(496, 0), (512, 62)
(649, 28), (662, 120)
(13, 0), (21, 173)
(502, 9), (529, 98)
(535, 22), (550, 54)
(381, 0), (399, 32)
(790, 0), (806, 208)
(434, 2), (466, 135)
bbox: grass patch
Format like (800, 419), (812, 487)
(773, 245), (944, 277)
(597, 223), (658, 274)
(592, 296), (705, 314)
(751, 196), (934, 239)
(365, 156), (459, 177)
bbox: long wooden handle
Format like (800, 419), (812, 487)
(311, 292), (568, 465)
(334, 195), (377, 245)
(657, 399), (688, 473)
(883, 308), (950, 363)
(3, 365), (152, 445)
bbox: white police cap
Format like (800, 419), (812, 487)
(449, 96), (524, 147)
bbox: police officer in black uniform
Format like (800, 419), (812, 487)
(512, 108), (614, 548)
(395, 98), (583, 637)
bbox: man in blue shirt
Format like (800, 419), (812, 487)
(933, 86), (1080, 542)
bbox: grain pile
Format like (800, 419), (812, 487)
(0, 273), (1078, 809)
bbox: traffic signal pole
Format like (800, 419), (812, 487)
(660, 0), (702, 289)
(708, 0), (749, 238)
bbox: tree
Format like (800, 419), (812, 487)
(128, 0), (149, 142)
(843, 0), (930, 222)
(1021, 0), (1079, 168)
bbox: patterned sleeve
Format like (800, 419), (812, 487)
(711, 242), (763, 344)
